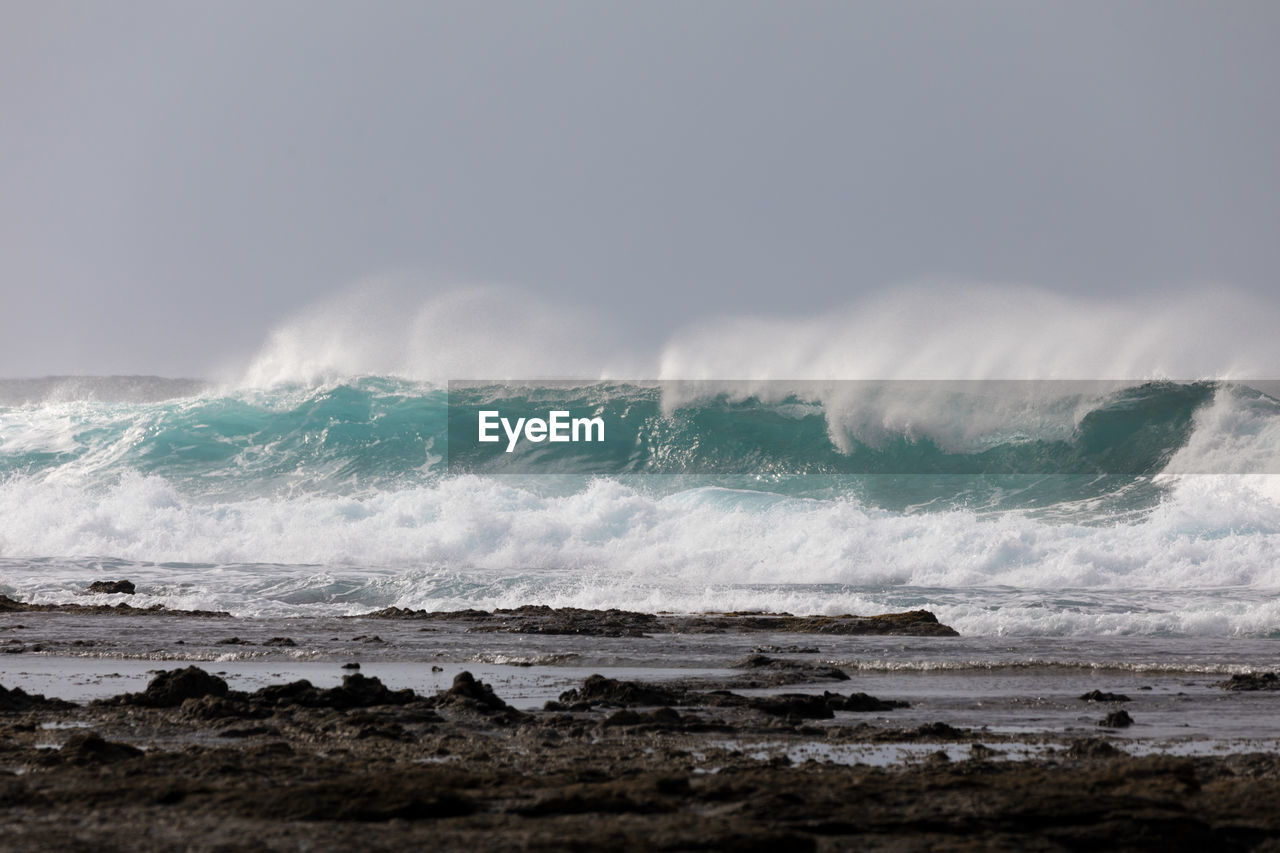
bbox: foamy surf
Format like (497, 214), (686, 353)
(2, 287), (1279, 636)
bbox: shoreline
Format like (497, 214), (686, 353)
(4, 605), (1280, 848)
(5, 658), (1280, 850)
(1, 595), (958, 635)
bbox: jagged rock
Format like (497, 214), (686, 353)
(1219, 672), (1280, 691)
(180, 695), (262, 720)
(59, 731), (143, 764)
(1080, 690), (1132, 702)
(912, 722), (968, 739)
(729, 654), (850, 682)
(360, 605), (959, 637)
(826, 691), (910, 712)
(601, 707), (683, 728)
(1066, 737), (1125, 759)
(558, 675), (684, 707)
(739, 690), (910, 719)
(552, 676), (907, 719)
(87, 580), (136, 595)
(0, 594), (228, 617)
(1099, 710), (1134, 728)
(432, 671), (518, 715)
(746, 694), (837, 719)
(250, 674), (415, 710)
(103, 666), (229, 708)
(0, 683), (75, 712)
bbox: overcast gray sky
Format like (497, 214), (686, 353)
(3, 0), (1278, 377)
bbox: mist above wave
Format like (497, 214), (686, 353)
(232, 280), (1280, 388)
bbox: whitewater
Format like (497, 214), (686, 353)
(1, 285), (1279, 637)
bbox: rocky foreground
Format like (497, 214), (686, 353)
(4, 663), (1280, 852)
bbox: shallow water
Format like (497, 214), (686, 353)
(4, 614), (1279, 746)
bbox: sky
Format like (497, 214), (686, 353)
(2, 0), (1278, 378)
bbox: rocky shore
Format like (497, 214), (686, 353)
(4, 601), (1280, 849)
(3, 661), (1280, 851)
(0, 595), (956, 637)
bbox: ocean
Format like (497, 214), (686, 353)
(2, 374), (1278, 638)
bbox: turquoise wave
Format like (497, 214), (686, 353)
(0, 377), (1263, 513)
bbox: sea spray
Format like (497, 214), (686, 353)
(3, 285), (1280, 635)
(0, 376), (1277, 634)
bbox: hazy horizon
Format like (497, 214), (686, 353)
(4, 1), (1279, 378)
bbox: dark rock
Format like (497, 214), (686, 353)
(60, 731), (143, 764)
(601, 707), (684, 728)
(700, 689), (905, 719)
(912, 722), (967, 739)
(729, 655), (850, 682)
(1080, 690), (1132, 702)
(341, 662), (361, 670)
(263, 637), (297, 647)
(180, 695), (261, 720)
(1066, 737), (1125, 759)
(553, 676), (907, 719)
(826, 691), (909, 712)
(0, 594), (229, 617)
(104, 666), (229, 708)
(0, 683), (75, 712)
(558, 675), (684, 707)
(365, 606), (492, 620)
(216, 637), (251, 645)
(1219, 672), (1280, 691)
(432, 671), (518, 715)
(775, 609), (959, 637)
(87, 580), (136, 595)
(1099, 710), (1134, 728)
(327, 674), (415, 708)
(229, 776), (474, 821)
(251, 674), (416, 710)
(648, 706), (683, 726)
(747, 694), (835, 719)
(362, 605), (958, 637)
(969, 743), (998, 760)
(250, 680), (318, 707)
(600, 709), (645, 727)
(472, 606), (660, 638)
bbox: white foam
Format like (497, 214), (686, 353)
(1161, 384), (1280, 475)
(7, 281), (1280, 633)
(0, 471), (1277, 634)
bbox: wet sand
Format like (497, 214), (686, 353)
(4, 604), (1280, 850)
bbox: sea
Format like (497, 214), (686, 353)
(2, 372), (1278, 642)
